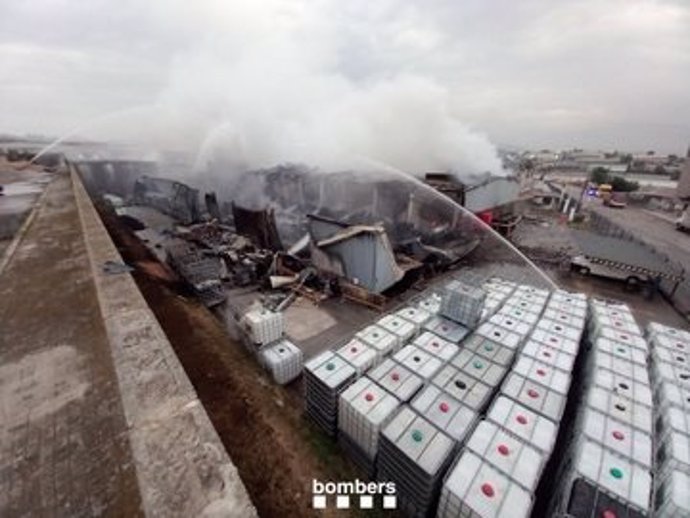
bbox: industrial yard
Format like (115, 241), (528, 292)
(2, 140), (690, 518)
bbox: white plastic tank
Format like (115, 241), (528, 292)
(432, 363), (493, 412)
(259, 339), (303, 385)
(486, 395), (558, 455)
(591, 350), (650, 386)
(410, 384), (478, 444)
(511, 356), (571, 396)
(529, 328), (579, 356)
(440, 280), (487, 328)
(651, 360), (690, 391)
(520, 340), (575, 374)
(586, 386), (653, 435)
(591, 326), (648, 353)
(651, 333), (690, 357)
(487, 313), (532, 338)
(451, 349), (507, 388)
(338, 377), (400, 461)
(495, 304), (540, 325)
(594, 338), (647, 366)
(367, 357), (423, 402)
(424, 315), (470, 343)
(335, 339), (377, 376)
(355, 324), (399, 358)
(412, 331), (459, 362)
(242, 307), (284, 345)
(437, 449), (532, 518)
(395, 305), (432, 331)
(475, 322), (522, 350)
(500, 372), (566, 423)
(647, 322), (690, 346)
(417, 293), (442, 315)
(654, 469), (690, 517)
(577, 408), (652, 469)
(535, 317), (583, 344)
(466, 420), (546, 493)
(593, 368), (652, 408)
(378, 407), (456, 517)
(546, 298), (588, 319)
(377, 314), (417, 346)
(559, 439), (651, 516)
(541, 308), (585, 331)
(392, 345), (443, 380)
(462, 333), (515, 368)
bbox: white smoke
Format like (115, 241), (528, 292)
(95, 1), (506, 178)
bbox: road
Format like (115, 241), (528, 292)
(580, 196), (690, 314)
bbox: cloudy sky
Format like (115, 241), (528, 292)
(1, 0), (689, 159)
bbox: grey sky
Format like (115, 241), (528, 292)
(1, 0), (689, 155)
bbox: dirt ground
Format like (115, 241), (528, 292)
(97, 204), (392, 518)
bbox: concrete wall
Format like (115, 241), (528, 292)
(71, 168), (256, 518)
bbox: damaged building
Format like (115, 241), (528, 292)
(307, 215), (422, 294)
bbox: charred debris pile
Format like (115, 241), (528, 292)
(88, 163), (483, 309)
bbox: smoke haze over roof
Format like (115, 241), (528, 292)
(1, 0), (689, 165)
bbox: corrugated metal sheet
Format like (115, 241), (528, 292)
(464, 176), (520, 213)
(307, 215), (407, 293)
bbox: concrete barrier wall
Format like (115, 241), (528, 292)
(71, 168), (256, 517)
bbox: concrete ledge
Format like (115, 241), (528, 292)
(71, 169), (256, 517)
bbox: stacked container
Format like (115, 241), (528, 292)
(413, 331), (460, 362)
(304, 351), (357, 436)
(439, 280), (487, 328)
(465, 420), (547, 495)
(466, 289), (589, 518)
(241, 307), (284, 346)
(378, 314), (417, 347)
(556, 440), (652, 518)
(437, 450), (533, 518)
(410, 384), (478, 444)
(431, 363), (494, 413)
(393, 345), (444, 381)
(259, 339), (303, 385)
(548, 299), (653, 518)
(335, 339), (377, 375)
(355, 324), (399, 360)
(378, 407), (456, 517)
(485, 395), (558, 455)
(424, 315), (470, 343)
(647, 321), (690, 517)
(461, 333), (515, 369)
(368, 358), (424, 403)
(417, 292), (442, 315)
(338, 377), (401, 475)
(474, 322), (522, 351)
(396, 305), (433, 332)
(480, 277), (517, 321)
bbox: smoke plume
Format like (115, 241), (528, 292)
(94, 1), (506, 179)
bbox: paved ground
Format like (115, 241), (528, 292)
(0, 170), (256, 517)
(0, 173), (143, 517)
(584, 199), (690, 314)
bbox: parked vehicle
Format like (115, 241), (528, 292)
(570, 255), (644, 287)
(675, 207), (690, 232)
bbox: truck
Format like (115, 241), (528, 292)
(569, 230), (683, 290)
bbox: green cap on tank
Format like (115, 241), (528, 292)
(610, 467), (623, 479)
